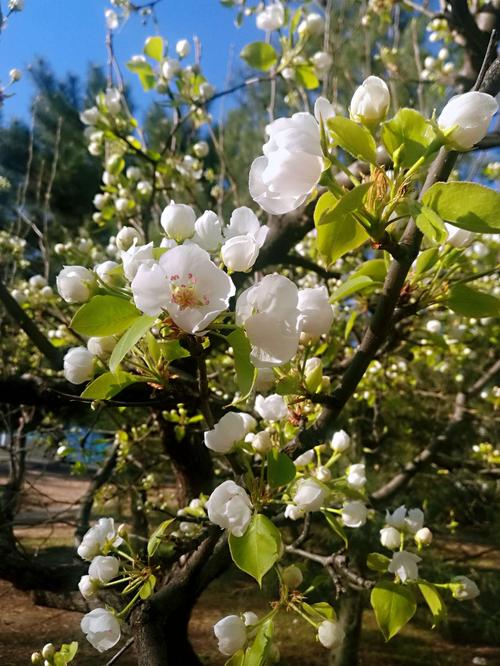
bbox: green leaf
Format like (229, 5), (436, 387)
(81, 371), (137, 400)
(109, 314), (156, 373)
(126, 59), (156, 91)
(240, 42), (277, 71)
(139, 574), (157, 600)
(367, 552), (391, 572)
(422, 182), (500, 234)
(330, 275), (374, 302)
(314, 191), (369, 264)
(382, 108), (436, 168)
(275, 373), (301, 396)
(316, 183), (373, 227)
(447, 284), (500, 318)
(323, 512), (348, 547)
(414, 247), (440, 277)
(352, 258), (387, 282)
(161, 339), (190, 363)
(229, 514), (282, 586)
(414, 204), (447, 244)
(225, 651), (245, 666)
(302, 601), (336, 621)
(267, 450), (296, 488)
(327, 116), (377, 164)
(54, 642), (78, 665)
(227, 328), (257, 401)
(71, 296), (141, 337)
(144, 36), (164, 61)
(243, 619), (274, 666)
(295, 65), (319, 89)
(370, 581), (417, 641)
(147, 519), (175, 558)
(418, 581), (447, 627)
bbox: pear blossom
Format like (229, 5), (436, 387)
(56, 266), (95, 303)
(347, 463), (366, 489)
(314, 96), (336, 124)
(405, 508), (424, 534)
(451, 575), (480, 601)
(350, 76), (390, 125)
(213, 615), (247, 656)
(293, 478), (327, 512)
(318, 620), (344, 649)
(206, 480), (253, 537)
(63, 347), (95, 385)
(221, 235), (260, 272)
(243, 611), (259, 627)
(161, 202), (196, 242)
(77, 517), (123, 561)
(88, 556), (120, 584)
(193, 141), (209, 158)
(304, 356), (323, 392)
(81, 608), (121, 652)
(131, 244), (235, 333)
(380, 526), (401, 550)
(161, 58), (180, 80)
(252, 430), (272, 455)
(331, 429), (351, 453)
(312, 51), (333, 76)
(298, 286), (334, 339)
(204, 411), (249, 453)
(104, 88), (121, 115)
(444, 222), (475, 248)
(315, 466), (331, 483)
(95, 260), (120, 286)
(236, 274), (301, 367)
(105, 9), (119, 30)
(438, 91), (498, 150)
(256, 1), (284, 31)
(81, 106), (100, 125)
(87, 336), (116, 359)
(176, 39), (190, 58)
(255, 367), (275, 391)
(385, 505), (407, 530)
(254, 393), (287, 421)
(78, 575), (98, 600)
(388, 550), (421, 582)
(342, 501), (367, 528)
(224, 206), (269, 246)
(415, 527), (433, 546)
(249, 113), (324, 215)
(285, 504), (305, 520)
(426, 319), (442, 334)
(121, 242), (154, 281)
(294, 450), (315, 467)
(298, 12), (325, 36)
(192, 211), (223, 251)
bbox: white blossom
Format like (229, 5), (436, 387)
(161, 58), (180, 80)
(121, 242), (154, 281)
(224, 206), (269, 247)
(87, 336), (116, 359)
(438, 91), (498, 150)
(342, 501), (367, 528)
(95, 260), (120, 286)
(56, 266), (95, 303)
(444, 222), (475, 248)
(105, 9), (119, 30)
(318, 620), (344, 649)
(236, 274), (301, 368)
(131, 244), (235, 333)
(204, 412), (248, 454)
(78, 575), (98, 600)
(451, 575), (480, 601)
(380, 526), (401, 550)
(256, 1), (284, 31)
(213, 615), (247, 656)
(312, 51), (333, 76)
(221, 235), (260, 272)
(77, 517), (123, 561)
(193, 141), (209, 158)
(192, 211), (223, 251)
(176, 39), (190, 58)
(347, 463), (366, 489)
(298, 12), (325, 36)
(415, 527), (433, 547)
(298, 286), (334, 340)
(426, 319), (442, 334)
(252, 430), (273, 455)
(63, 347), (95, 385)
(206, 480), (253, 537)
(81, 608), (121, 652)
(405, 508), (424, 534)
(293, 478), (327, 512)
(350, 76), (390, 125)
(104, 88), (121, 115)
(243, 611), (259, 627)
(255, 393), (287, 421)
(285, 504), (305, 520)
(249, 113), (323, 214)
(314, 96), (336, 124)
(88, 555), (120, 584)
(388, 550), (421, 582)
(294, 450), (315, 467)
(385, 505), (407, 530)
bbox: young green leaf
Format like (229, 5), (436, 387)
(80, 371), (138, 400)
(267, 450), (296, 488)
(144, 36), (164, 61)
(367, 552), (391, 572)
(229, 514), (282, 586)
(71, 296), (141, 337)
(422, 182), (500, 234)
(330, 275), (374, 302)
(382, 108), (437, 168)
(418, 581), (447, 627)
(147, 518), (175, 558)
(447, 284), (500, 318)
(139, 574), (157, 600)
(314, 192), (369, 265)
(227, 328), (257, 402)
(240, 42), (278, 71)
(295, 65), (319, 90)
(244, 619), (274, 666)
(323, 512), (348, 547)
(327, 116), (377, 164)
(414, 205), (448, 244)
(109, 314), (156, 373)
(370, 581), (417, 641)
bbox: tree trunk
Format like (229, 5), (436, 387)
(332, 590), (364, 666)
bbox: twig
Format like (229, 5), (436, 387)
(105, 637), (134, 665)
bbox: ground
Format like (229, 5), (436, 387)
(1, 469), (499, 665)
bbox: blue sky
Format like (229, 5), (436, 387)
(0, 0), (261, 123)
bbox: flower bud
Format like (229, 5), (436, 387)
(56, 265), (95, 303)
(161, 201), (196, 242)
(81, 608), (121, 652)
(438, 91), (498, 150)
(293, 478), (327, 512)
(331, 429), (350, 452)
(9, 68), (22, 82)
(213, 615), (247, 656)
(282, 564), (303, 589)
(243, 611), (259, 627)
(318, 620), (344, 649)
(176, 39), (190, 58)
(415, 527), (433, 547)
(63, 347), (95, 385)
(304, 356), (323, 393)
(193, 140), (209, 158)
(79, 574), (98, 599)
(221, 235), (259, 272)
(315, 466), (331, 483)
(256, 1), (284, 31)
(31, 653), (43, 664)
(87, 336), (116, 359)
(41, 644), (55, 659)
(294, 450), (314, 467)
(95, 260), (120, 286)
(137, 180), (153, 197)
(298, 12), (325, 36)
(89, 555), (120, 583)
(451, 575), (479, 601)
(350, 76), (390, 126)
(116, 226), (141, 252)
(252, 430), (273, 455)
(312, 51), (332, 76)
(161, 58), (180, 80)
(426, 319), (441, 334)
(380, 526), (401, 550)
